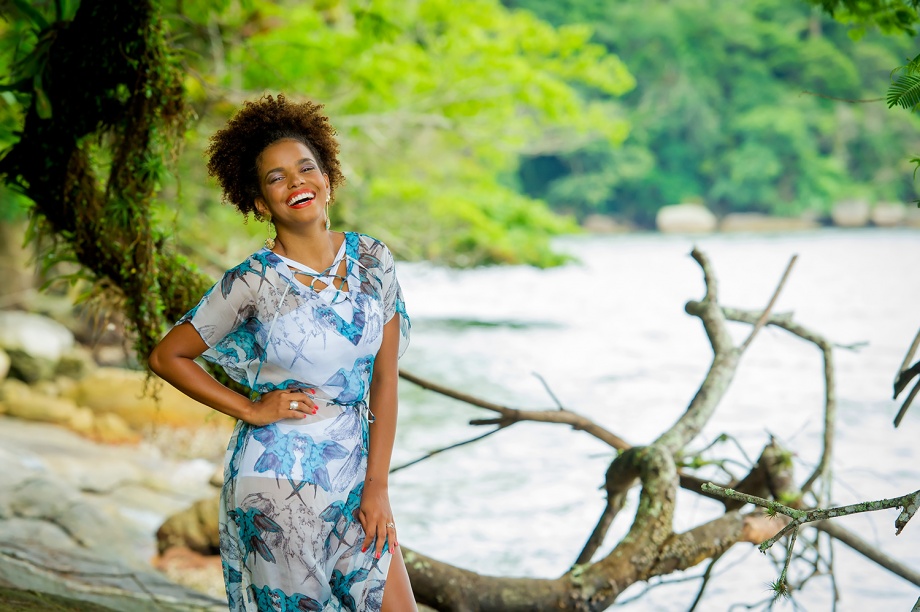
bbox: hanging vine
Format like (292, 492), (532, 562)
(0, 0), (211, 360)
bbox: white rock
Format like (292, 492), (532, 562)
(830, 199), (870, 227)
(0, 310), (74, 361)
(870, 202), (907, 227)
(656, 203), (717, 234)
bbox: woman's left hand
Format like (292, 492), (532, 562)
(358, 479), (398, 560)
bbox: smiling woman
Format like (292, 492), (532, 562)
(148, 94), (416, 612)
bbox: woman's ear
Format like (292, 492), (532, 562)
(254, 197), (268, 219)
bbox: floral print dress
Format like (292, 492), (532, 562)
(178, 232), (410, 611)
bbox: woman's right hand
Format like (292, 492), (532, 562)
(246, 389), (318, 426)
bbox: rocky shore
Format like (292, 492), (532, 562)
(0, 308), (233, 609)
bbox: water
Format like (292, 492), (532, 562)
(388, 228), (920, 611)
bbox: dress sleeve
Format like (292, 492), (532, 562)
(379, 244), (411, 358)
(176, 264), (256, 349)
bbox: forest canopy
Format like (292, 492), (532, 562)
(507, 0), (920, 225)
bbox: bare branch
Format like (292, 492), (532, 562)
(399, 369), (631, 450)
(739, 255), (797, 352)
(532, 371), (565, 410)
(687, 552), (725, 612)
(894, 375), (920, 428)
(815, 521), (920, 587)
(389, 427), (504, 474)
(720, 307), (837, 497)
(701, 484), (920, 552)
(655, 249), (741, 455)
(896, 326), (920, 379)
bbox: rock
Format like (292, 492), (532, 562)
(0, 542), (226, 611)
(719, 213), (820, 233)
(55, 345), (97, 379)
(157, 495), (221, 555)
(92, 411), (142, 444)
(152, 547), (225, 602)
(905, 204), (920, 228)
(4, 348), (56, 383)
(0, 379), (77, 428)
(830, 199), (870, 227)
(0, 310), (75, 383)
(581, 214), (632, 234)
(870, 201), (907, 227)
(655, 203), (717, 233)
(68, 406), (96, 436)
(0, 416), (227, 611)
(9, 477), (127, 554)
(0, 348), (9, 383)
(75, 367), (235, 431)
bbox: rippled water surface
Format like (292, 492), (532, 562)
(389, 229), (920, 611)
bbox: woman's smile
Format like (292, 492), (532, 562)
(287, 189), (316, 208)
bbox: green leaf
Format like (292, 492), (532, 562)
(11, 0), (50, 30)
(906, 53), (920, 76)
(33, 74), (51, 119)
(887, 74), (920, 110)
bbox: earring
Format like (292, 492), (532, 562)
(324, 195), (331, 231)
(265, 217), (276, 249)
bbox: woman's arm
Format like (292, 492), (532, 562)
(359, 315), (401, 558)
(149, 322), (315, 426)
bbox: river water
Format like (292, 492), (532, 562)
(388, 228), (920, 611)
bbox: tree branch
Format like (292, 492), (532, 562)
(701, 484), (920, 550)
(720, 307), (839, 497)
(398, 369), (630, 450)
(739, 255), (797, 352)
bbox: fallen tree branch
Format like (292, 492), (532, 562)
(720, 307), (841, 498)
(739, 255), (797, 352)
(701, 483), (920, 549)
(815, 521), (920, 587)
(398, 369), (630, 450)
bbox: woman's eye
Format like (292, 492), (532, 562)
(302, 165), (315, 172)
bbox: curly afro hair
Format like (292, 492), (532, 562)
(206, 94), (345, 219)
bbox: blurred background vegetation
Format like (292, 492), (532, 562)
(1, 0), (918, 269)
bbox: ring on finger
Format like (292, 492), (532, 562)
(386, 522), (396, 529)
(289, 400), (299, 411)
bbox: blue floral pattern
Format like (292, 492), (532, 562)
(179, 232), (409, 611)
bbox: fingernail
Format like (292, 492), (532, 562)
(361, 547), (367, 553)
(308, 389), (315, 394)
(375, 552), (380, 559)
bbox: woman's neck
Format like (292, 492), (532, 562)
(273, 226), (344, 271)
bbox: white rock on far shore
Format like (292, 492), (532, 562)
(870, 201), (907, 227)
(719, 213), (819, 233)
(656, 203), (717, 234)
(830, 199), (870, 227)
(0, 310), (74, 362)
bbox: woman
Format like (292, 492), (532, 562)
(149, 94), (416, 611)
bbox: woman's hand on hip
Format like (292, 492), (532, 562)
(246, 389), (317, 426)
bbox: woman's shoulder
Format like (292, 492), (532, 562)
(351, 232), (394, 264)
(214, 248), (287, 295)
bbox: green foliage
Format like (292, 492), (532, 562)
(509, 0), (920, 223)
(805, 0), (920, 35)
(149, 0), (633, 267)
(888, 73), (920, 109)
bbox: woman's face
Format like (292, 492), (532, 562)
(254, 138), (330, 228)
